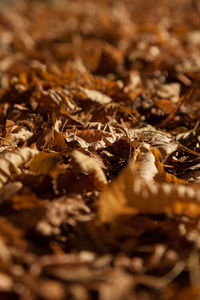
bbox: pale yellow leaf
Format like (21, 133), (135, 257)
(80, 87), (112, 104)
(0, 147), (39, 189)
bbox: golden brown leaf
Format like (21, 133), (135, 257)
(98, 159), (200, 222)
(30, 152), (62, 176)
(71, 150), (107, 189)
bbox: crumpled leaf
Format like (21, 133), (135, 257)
(133, 143), (159, 183)
(3, 119), (33, 147)
(0, 147), (39, 188)
(10, 127), (33, 144)
(130, 126), (178, 159)
(131, 141), (184, 184)
(65, 127), (123, 152)
(79, 87), (112, 105)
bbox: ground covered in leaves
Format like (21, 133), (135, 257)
(1, 0), (200, 299)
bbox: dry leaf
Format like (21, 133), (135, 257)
(133, 143), (158, 182)
(0, 1), (200, 299)
(30, 152), (62, 176)
(71, 150), (107, 189)
(0, 147), (39, 188)
(65, 128), (122, 152)
(79, 88), (112, 105)
(4, 119), (33, 147)
(130, 126), (178, 159)
(132, 143), (184, 184)
(98, 159), (200, 222)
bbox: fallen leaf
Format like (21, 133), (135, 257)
(98, 159), (200, 222)
(0, 147), (39, 188)
(30, 152), (62, 176)
(79, 87), (112, 105)
(71, 150), (107, 189)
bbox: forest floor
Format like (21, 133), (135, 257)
(0, 0), (200, 299)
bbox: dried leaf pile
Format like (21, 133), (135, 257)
(1, 0), (200, 299)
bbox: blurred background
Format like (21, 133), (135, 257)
(0, 0), (200, 88)
(0, 0), (200, 78)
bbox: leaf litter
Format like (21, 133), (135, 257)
(0, 0), (200, 299)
